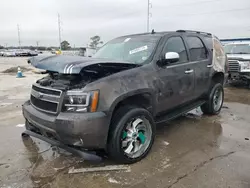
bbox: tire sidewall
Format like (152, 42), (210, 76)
(109, 107), (155, 163)
(209, 83), (224, 114)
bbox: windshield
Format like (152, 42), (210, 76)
(93, 35), (160, 64)
(224, 44), (250, 54)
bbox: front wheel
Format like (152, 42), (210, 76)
(201, 83), (224, 115)
(108, 106), (155, 164)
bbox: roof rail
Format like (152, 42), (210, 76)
(176, 30), (212, 36)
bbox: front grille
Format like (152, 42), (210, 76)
(31, 95), (58, 112)
(32, 85), (61, 96)
(30, 84), (62, 113)
(228, 60), (240, 72)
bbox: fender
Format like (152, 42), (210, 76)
(108, 88), (157, 118)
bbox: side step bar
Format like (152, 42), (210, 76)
(155, 100), (206, 124)
(22, 130), (102, 162)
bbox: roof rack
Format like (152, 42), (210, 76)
(176, 30), (212, 36)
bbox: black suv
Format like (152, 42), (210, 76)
(23, 30), (228, 163)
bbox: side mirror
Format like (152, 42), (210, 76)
(165, 52), (179, 63)
(157, 52), (180, 67)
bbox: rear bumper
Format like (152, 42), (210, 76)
(22, 101), (110, 149)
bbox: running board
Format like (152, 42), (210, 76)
(155, 100), (206, 124)
(22, 130), (102, 162)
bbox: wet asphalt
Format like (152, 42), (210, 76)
(0, 66), (250, 187)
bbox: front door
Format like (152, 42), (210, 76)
(156, 36), (195, 114)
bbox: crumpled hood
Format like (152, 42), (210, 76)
(28, 55), (138, 74)
(227, 54), (250, 61)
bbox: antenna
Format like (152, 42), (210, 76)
(147, 0), (152, 32)
(58, 14), (62, 50)
(17, 24), (21, 49)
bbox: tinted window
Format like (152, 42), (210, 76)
(204, 37), (213, 51)
(186, 37), (207, 61)
(163, 37), (188, 63)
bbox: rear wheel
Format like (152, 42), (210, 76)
(108, 106), (155, 164)
(201, 83), (224, 115)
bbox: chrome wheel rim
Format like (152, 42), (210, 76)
(121, 117), (152, 158)
(213, 88), (223, 111)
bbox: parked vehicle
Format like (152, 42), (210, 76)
(2, 50), (16, 57)
(15, 49), (38, 56)
(0, 49), (7, 56)
(224, 42), (250, 87)
(22, 30), (228, 163)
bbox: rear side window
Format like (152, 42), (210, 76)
(204, 37), (213, 51)
(186, 37), (207, 61)
(163, 37), (188, 63)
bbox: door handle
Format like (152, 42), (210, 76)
(207, 64), (213, 68)
(185, 69), (194, 74)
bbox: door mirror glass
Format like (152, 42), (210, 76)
(165, 52), (180, 63)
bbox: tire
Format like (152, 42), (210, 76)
(108, 105), (155, 164)
(247, 80), (250, 89)
(201, 83), (224, 115)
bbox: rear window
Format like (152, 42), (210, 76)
(186, 36), (208, 61)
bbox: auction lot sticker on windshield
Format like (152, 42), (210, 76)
(129, 46), (148, 55)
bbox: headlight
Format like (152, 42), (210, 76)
(63, 90), (99, 112)
(240, 61), (250, 70)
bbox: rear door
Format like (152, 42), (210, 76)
(155, 35), (195, 114)
(184, 35), (211, 97)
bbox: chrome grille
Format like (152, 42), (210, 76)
(228, 60), (240, 72)
(30, 84), (62, 113)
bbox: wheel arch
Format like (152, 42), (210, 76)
(109, 89), (156, 119)
(211, 71), (225, 85)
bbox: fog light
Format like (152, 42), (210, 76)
(73, 138), (84, 146)
(66, 106), (76, 112)
(76, 107), (87, 112)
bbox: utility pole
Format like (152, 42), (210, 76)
(147, 0), (152, 32)
(17, 24), (21, 49)
(58, 14), (62, 50)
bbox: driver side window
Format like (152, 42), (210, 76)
(163, 37), (188, 63)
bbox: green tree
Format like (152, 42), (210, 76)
(0, 45), (4, 49)
(89, 36), (103, 49)
(61, 40), (71, 50)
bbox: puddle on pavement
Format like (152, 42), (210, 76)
(0, 87), (249, 188)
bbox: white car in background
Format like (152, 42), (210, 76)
(224, 41), (250, 87)
(2, 50), (16, 57)
(0, 49), (6, 56)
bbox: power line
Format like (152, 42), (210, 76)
(174, 7), (250, 17)
(164, 0), (225, 8)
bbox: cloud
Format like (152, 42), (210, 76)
(0, 0), (249, 46)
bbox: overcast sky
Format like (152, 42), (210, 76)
(1, 0), (250, 47)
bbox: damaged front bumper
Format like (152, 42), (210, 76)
(22, 130), (102, 161)
(228, 72), (250, 82)
(22, 101), (110, 160)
